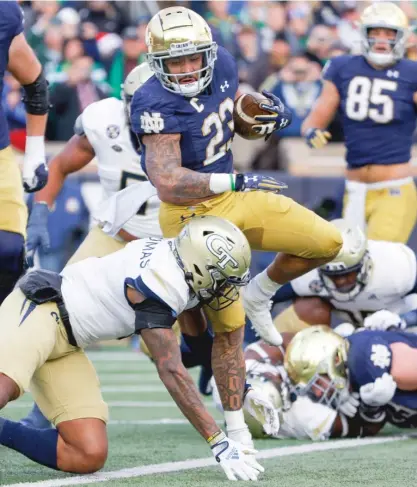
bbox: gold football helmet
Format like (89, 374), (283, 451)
(122, 62), (154, 117)
(145, 6), (217, 97)
(285, 326), (349, 409)
(319, 219), (371, 302)
(359, 2), (409, 66)
(174, 216), (251, 310)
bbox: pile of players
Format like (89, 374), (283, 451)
(0, 1), (416, 482)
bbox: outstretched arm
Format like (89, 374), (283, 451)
(141, 327), (220, 440)
(301, 80), (340, 136)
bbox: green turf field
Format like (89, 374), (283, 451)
(0, 349), (415, 486)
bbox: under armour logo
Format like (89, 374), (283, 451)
(370, 344), (391, 369)
(244, 175), (258, 183)
(387, 70), (399, 78)
(140, 111), (164, 134)
(220, 81), (229, 92)
(279, 118), (290, 129)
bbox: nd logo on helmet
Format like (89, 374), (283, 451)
(206, 234), (239, 270)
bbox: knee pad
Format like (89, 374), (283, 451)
(0, 231), (25, 304)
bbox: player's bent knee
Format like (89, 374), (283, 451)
(79, 443), (108, 473)
(0, 372), (20, 407)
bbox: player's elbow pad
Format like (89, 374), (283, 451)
(22, 70), (50, 115)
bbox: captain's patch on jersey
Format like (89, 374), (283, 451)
(140, 111), (165, 134)
(370, 344), (391, 369)
(106, 124), (120, 139)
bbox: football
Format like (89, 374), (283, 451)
(233, 92), (274, 140)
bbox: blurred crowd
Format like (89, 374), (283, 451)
(3, 0), (417, 144)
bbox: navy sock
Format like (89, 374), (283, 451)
(0, 418), (58, 470)
(182, 328), (214, 369)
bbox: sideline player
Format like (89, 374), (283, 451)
(0, 216), (265, 481)
(302, 2), (417, 242)
(271, 219), (417, 334)
(131, 6), (344, 450)
(0, 1), (49, 304)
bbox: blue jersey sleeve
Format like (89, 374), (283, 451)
(272, 283), (299, 304)
(0, 1), (24, 39)
(130, 82), (186, 136)
(348, 331), (392, 390)
(322, 55), (352, 90)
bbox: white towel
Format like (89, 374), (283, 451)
(94, 181), (157, 237)
(343, 180), (367, 233)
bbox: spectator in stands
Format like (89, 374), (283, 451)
(107, 25), (147, 99)
(261, 55), (322, 138)
(235, 24), (263, 84)
(78, 1), (128, 35)
(206, 1), (238, 56)
(259, 1), (287, 52)
(305, 24), (336, 67)
(247, 33), (291, 90)
(50, 37), (108, 91)
(286, 2), (312, 54)
(47, 56), (107, 141)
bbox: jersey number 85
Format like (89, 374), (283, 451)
(346, 76), (397, 124)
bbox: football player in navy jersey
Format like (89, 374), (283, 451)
(131, 6), (344, 452)
(302, 2), (417, 243)
(287, 325), (417, 432)
(0, 1), (49, 305)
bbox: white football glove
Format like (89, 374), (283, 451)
(338, 390), (360, 418)
(244, 388), (280, 437)
(363, 310), (406, 332)
(359, 373), (397, 407)
(210, 432), (264, 481)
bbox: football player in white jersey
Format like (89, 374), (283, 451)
(26, 62), (161, 266)
(22, 63), (215, 428)
(0, 216), (266, 481)
(270, 219), (417, 335)
(211, 334), (382, 440)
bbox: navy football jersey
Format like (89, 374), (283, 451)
(323, 55), (417, 168)
(0, 1), (24, 150)
(130, 46), (239, 176)
(348, 330), (417, 427)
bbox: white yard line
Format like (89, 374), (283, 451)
(107, 419), (223, 426)
(6, 401), (180, 409)
(101, 386), (166, 393)
(3, 435), (409, 487)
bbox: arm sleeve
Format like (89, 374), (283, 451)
(130, 92), (185, 136)
(348, 334), (392, 387)
(321, 56), (345, 89)
(271, 283), (299, 304)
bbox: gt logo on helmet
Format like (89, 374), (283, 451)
(206, 234), (239, 270)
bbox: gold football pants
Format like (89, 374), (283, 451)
(159, 191), (342, 333)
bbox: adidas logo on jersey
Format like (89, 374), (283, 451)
(140, 112), (164, 134)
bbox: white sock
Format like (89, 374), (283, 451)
(246, 269), (282, 302)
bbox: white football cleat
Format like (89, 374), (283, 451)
(241, 288), (283, 346)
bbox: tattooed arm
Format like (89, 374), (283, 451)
(142, 133), (214, 205)
(211, 327), (246, 411)
(141, 327), (220, 440)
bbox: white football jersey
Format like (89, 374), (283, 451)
(279, 396), (336, 440)
(81, 97), (161, 238)
(61, 237), (197, 348)
(291, 241), (417, 324)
